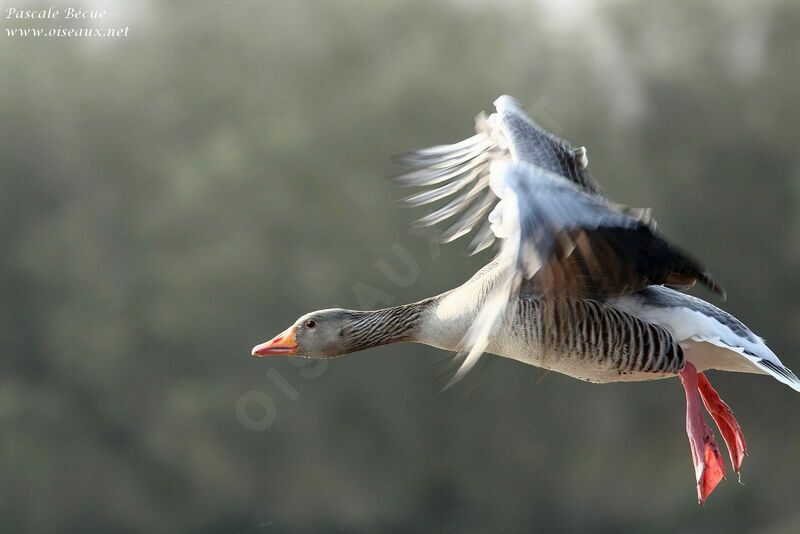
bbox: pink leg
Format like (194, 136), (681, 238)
(698, 372), (747, 475)
(679, 362), (725, 504)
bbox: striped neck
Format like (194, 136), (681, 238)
(341, 300), (429, 353)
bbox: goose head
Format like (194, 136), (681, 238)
(251, 302), (428, 358)
(251, 309), (354, 358)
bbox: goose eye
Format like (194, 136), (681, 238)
(305, 320), (317, 329)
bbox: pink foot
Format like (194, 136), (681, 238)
(698, 372), (747, 475)
(679, 362), (726, 504)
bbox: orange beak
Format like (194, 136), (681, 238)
(251, 326), (298, 356)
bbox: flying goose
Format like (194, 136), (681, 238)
(252, 96), (799, 504)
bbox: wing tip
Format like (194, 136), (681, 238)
(700, 272), (727, 301)
(757, 359), (800, 392)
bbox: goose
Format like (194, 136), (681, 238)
(252, 95), (799, 504)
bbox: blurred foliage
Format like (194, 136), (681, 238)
(2, 0), (800, 531)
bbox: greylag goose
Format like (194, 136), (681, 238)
(252, 96), (799, 504)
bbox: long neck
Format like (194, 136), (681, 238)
(342, 299), (432, 353)
(340, 259), (504, 354)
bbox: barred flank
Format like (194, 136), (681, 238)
(515, 298), (683, 374)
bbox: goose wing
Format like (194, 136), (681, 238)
(395, 95), (722, 298)
(393, 95), (607, 256)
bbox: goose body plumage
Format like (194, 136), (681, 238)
(414, 259), (798, 387)
(416, 262), (686, 384)
(253, 95), (798, 504)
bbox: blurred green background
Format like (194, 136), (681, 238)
(3, 0), (800, 531)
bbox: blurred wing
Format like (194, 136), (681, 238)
(446, 161), (724, 385)
(392, 95), (605, 255)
